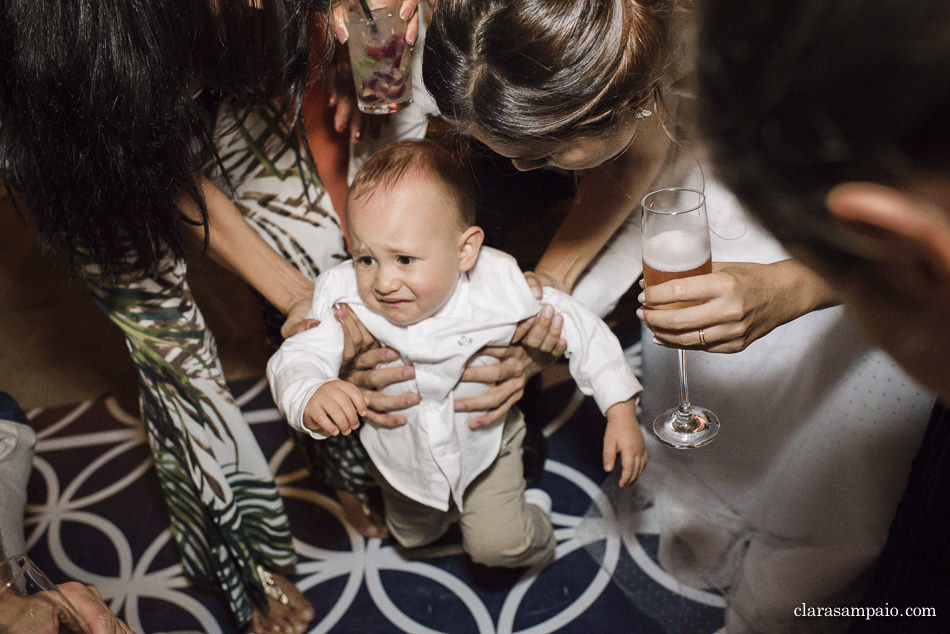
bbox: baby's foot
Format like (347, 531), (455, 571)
(245, 570), (314, 634)
(337, 490), (388, 538)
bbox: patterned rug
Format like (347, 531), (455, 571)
(24, 357), (726, 633)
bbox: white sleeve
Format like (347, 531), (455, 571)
(542, 287), (643, 414)
(265, 272), (347, 438)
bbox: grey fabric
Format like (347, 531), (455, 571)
(0, 418), (36, 560)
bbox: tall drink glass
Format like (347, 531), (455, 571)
(345, 0), (413, 114)
(641, 187), (720, 448)
(0, 554), (91, 633)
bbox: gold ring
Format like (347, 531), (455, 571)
(698, 329), (707, 347)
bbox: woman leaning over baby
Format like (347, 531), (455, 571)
(421, 0), (932, 630)
(0, 1), (434, 631)
(0, 0), (547, 630)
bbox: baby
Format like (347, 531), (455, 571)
(267, 139), (646, 568)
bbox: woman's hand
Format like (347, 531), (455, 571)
(331, 0), (423, 47)
(326, 0), (424, 142)
(457, 306), (567, 429)
(58, 582), (135, 634)
(281, 294), (319, 338)
(637, 259), (839, 353)
(334, 304), (420, 427)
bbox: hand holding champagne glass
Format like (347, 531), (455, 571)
(641, 187), (720, 448)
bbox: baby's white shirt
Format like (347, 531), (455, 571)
(267, 247), (641, 511)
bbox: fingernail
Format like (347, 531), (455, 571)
(543, 305), (554, 318)
(552, 314), (563, 328)
(637, 292), (645, 304)
(652, 336), (661, 345)
(636, 308), (644, 320)
(400, 5), (411, 20)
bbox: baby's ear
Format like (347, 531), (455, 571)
(457, 225), (485, 272)
(826, 182), (950, 278)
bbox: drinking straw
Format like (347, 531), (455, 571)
(358, 0), (378, 32)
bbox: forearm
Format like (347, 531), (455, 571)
(535, 115), (671, 292)
(179, 177), (314, 314)
(534, 174), (635, 293)
(771, 258), (840, 318)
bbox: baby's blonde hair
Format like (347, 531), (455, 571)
(347, 139), (477, 230)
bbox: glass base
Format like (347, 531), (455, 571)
(358, 97), (413, 115)
(652, 405), (720, 449)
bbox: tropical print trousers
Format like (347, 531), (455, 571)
(77, 103), (370, 626)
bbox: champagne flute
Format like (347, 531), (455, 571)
(641, 187), (720, 448)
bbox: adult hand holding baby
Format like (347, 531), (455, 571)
(324, 300), (567, 432)
(335, 303), (421, 427)
(458, 308), (567, 429)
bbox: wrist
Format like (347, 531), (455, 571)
(776, 259), (839, 315)
(605, 397), (636, 420)
(532, 264), (575, 294)
(278, 279), (316, 316)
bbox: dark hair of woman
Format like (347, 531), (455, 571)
(422, 0), (673, 144)
(0, 0), (329, 276)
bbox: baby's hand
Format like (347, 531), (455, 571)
(603, 399), (648, 488)
(303, 380), (368, 437)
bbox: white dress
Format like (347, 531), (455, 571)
(580, 172), (933, 632)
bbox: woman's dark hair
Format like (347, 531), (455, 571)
(422, 0), (674, 145)
(697, 0), (950, 273)
(0, 0), (329, 276)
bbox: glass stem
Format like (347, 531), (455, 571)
(673, 349), (699, 433)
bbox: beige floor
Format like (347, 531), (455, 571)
(0, 190), (268, 410)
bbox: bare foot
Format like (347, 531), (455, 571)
(244, 572), (314, 634)
(337, 490), (388, 538)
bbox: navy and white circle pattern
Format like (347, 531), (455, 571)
(26, 364), (724, 633)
